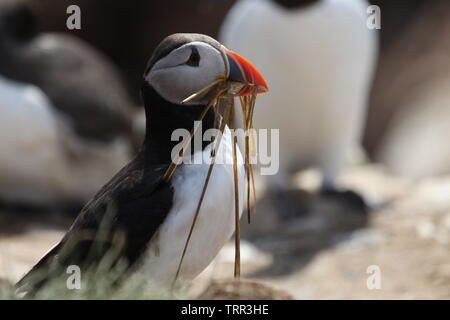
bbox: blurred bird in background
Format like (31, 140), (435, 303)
(220, 0), (378, 214)
(0, 0), (136, 210)
(366, 0), (450, 179)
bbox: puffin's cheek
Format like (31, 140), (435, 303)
(149, 71), (187, 104)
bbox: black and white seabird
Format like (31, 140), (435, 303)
(0, 0), (136, 207)
(220, 0), (377, 205)
(17, 33), (268, 293)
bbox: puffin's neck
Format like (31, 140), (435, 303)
(140, 83), (216, 165)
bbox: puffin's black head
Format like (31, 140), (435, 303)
(143, 33), (268, 106)
(0, 0), (36, 42)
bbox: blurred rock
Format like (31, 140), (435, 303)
(199, 279), (292, 300)
(250, 166), (450, 299)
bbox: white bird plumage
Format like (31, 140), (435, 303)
(220, 0), (377, 189)
(133, 126), (245, 291)
(0, 75), (131, 206)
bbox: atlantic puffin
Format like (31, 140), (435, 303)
(0, 0), (135, 207)
(16, 33), (268, 294)
(220, 0), (377, 211)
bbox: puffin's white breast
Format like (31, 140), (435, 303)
(139, 126), (245, 291)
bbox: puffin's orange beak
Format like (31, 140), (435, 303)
(224, 48), (269, 96)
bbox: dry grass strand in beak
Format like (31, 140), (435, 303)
(239, 90), (258, 223)
(181, 77), (225, 105)
(232, 133), (241, 278)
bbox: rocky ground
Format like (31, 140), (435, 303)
(1, 165), (450, 299)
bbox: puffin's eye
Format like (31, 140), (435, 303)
(186, 47), (200, 67)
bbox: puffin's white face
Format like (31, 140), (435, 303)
(145, 42), (226, 105)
